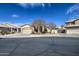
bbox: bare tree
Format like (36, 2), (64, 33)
(31, 19), (46, 34)
(60, 25), (66, 33)
(47, 22), (56, 34)
(61, 25), (64, 29)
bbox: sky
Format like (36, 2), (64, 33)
(0, 3), (78, 26)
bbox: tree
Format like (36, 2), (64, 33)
(58, 25), (66, 33)
(61, 25), (64, 29)
(47, 22), (56, 34)
(60, 25), (66, 33)
(31, 19), (46, 34)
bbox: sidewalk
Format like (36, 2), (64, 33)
(0, 33), (79, 38)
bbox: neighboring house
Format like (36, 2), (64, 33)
(3, 23), (19, 32)
(65, 19), (79, 34)
(0, 24), (10, 34)
(20, 24), (58, 34)
(20, 24), (33, 34)
(0, 23), (19, 35)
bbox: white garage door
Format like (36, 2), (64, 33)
(22, 28), (32, 34)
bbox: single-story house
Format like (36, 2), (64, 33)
(0, 23), (19, 35)
(65, 19), (79, 34)
(20, 24), (58, 34)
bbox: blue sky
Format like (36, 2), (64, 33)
(0, 3), (77, 26)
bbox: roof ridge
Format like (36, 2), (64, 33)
(66, 19), (79, 23)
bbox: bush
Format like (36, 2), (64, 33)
(0, 30), (11, 35)
(0, 30), (7, 35)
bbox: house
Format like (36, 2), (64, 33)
(0, 23), (19, 35)
(65, 19), (79, 34)
(20, 24), (33, 34)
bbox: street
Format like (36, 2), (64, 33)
(0, 37), (79, 56)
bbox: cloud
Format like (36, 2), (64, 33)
(12, 14), (19, 18)
(18, 3), (29, 8)
(18, 3), (42, 8)
(18, 3), (52, 8)
(66, 3), (79, 19)
(66, 3), (79, 14)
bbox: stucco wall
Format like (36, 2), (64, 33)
(75, 20), (79, 25)
(66, 28), (79, 34)
(21, 26), (33, 34)
(51, 30), (58, 34)
(47, 28), (58, 34)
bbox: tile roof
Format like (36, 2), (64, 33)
(0, 23), (18, 28)
(20, 24), (31, 27)
(66, 19), (76, 23)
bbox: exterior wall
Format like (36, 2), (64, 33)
(66, 23), (72, 26)
(66, 19), (79, 25)
(75, 20), (79, 25)
(66, 22), (75, 26)
(21, 27), (32, 34)
(47, 28), (58, 34)
(51, 29), (58, 34)
(0, 27), (18, 33)
(47, 28), (50, 33)
(21, 25), (33, 34)
(66, 20), (79, 34)
(0, 27), (10, 32)
(66, 28), (79, 34)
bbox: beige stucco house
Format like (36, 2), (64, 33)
(20, 24), (58, 34)
(0, 23), (19, 35)
(20, 24), (33, 34)
(65, 19), (79, 34)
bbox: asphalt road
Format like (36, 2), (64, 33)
(0, 37), (79, 56)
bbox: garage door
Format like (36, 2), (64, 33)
(22, 28), (32, 34)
